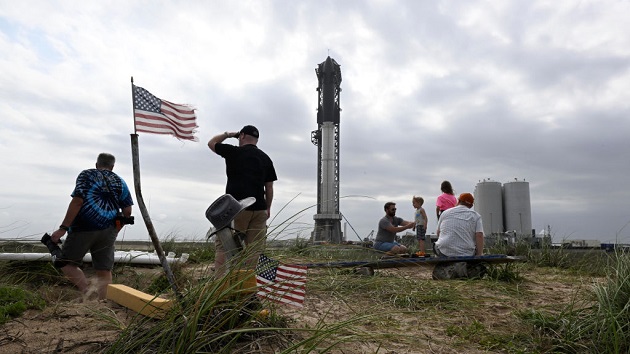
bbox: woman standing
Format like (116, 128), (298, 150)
(436, 180), (457, 219)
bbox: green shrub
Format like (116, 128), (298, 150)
(187, 243), (216, 263)
(0, 286), (45, 325)
(486, 263), (524, 283)
(528, 244), (570, 268)
(145, 262), (189, 295)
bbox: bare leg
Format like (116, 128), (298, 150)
(214, 250), (226, 277)
(95, 270), (112, 300)
(61, 264), (89, 293)
(391, 245), (408, 254)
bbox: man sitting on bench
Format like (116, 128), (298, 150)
(433, 193), (486, 279)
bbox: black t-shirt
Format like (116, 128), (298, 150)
(215, 143), (277, 210)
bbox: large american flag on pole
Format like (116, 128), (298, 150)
(133, 85), (198, 141)
(256, 254), (307, 307)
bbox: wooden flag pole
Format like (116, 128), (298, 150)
(132, 76), (138, 135)
(130, 77), (181, 300)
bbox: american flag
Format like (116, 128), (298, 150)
(133, 85), (198, 141)
(256, 254), (307, 307)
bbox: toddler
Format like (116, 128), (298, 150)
(412, 196), (429, 257)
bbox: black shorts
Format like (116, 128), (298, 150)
(59, 226), (117, 270)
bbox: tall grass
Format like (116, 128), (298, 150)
(489, 239), (611, 277)
(106, 212), (375, 353)
(106, 259), (371, 353)
(519, 251), (630, 353)
(590, 251), (630, 353)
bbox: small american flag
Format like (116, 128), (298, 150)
(256, 254), (307, 307)
(133, 85), (198, 141)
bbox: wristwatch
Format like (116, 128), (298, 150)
(59, 225), (70, 231)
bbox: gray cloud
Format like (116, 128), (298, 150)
(1, 0), (630, 245)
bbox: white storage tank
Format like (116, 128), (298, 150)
(503, 179), (532, 237)
(474, 179), (504, 236)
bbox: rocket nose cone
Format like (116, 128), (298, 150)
(323, 56), (333, 71)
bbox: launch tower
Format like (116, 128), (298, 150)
(311, 56), (343, 243)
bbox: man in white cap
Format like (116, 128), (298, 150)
(208, 125), (277, 276)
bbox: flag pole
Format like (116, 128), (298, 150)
(131, 77), (137, 135)
(130, 77), (181, 300)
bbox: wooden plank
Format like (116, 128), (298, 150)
(364, 255), (524, 269)
(300, 254), (525, 270)
(106, 284), (172, 319)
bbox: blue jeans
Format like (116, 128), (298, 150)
(374, 241), (401, 252)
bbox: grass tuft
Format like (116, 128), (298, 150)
(0, 285), (45, 325)
(518, 251), (630, 353)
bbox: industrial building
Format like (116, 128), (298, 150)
(473, 178), (537, 246)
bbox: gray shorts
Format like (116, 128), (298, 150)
(415, 225), (426, 241)
(60, 226), (118, 270)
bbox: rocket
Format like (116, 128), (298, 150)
(312, 56), (343, 243)
(317, 56), (341, 124)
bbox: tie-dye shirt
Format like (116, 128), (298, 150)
(70, 169), (134, 232)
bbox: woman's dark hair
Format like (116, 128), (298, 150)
(440, 180), (454, 195)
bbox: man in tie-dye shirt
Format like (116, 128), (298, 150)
(51, 153), (134, 299)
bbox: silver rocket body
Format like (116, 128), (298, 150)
(311, 56), (343, 243)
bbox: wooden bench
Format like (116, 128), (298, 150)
(301, 254), (526, 271)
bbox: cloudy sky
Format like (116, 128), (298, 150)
(1, 1), (629, 245)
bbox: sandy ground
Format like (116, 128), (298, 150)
(0, 264), (595, 354)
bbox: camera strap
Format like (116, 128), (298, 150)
(98, 170), (121, 212)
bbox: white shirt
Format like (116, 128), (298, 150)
(435, 205), (484, 256)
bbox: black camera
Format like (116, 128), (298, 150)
(40, 233), (62, 261)
(115, 212), (135, 226)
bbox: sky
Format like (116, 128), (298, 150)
(1, 1), (629, 245)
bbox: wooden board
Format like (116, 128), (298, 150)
(106, 284), (172, 319)
(363, 255), (524, 269)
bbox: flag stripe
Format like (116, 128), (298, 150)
(277, 267), (308, 278)
(134, 113), (196, 140)
(256, 254), (307, 307)
(161, 100), (197, 118)
(257, 280), (306, 297)
(135, 127), (192, 140)
(134, 111), (198, 131)
(256, 284), (305, 303)
(256, 291), (305, 305)
(256, 278), (306, 294)
(132, 85), (198, 141)
(255, 291), (304, 307)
